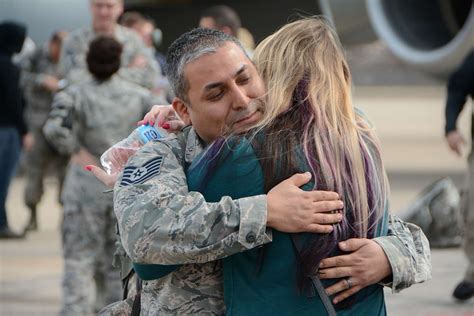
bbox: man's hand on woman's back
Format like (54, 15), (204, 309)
(267, 172), (343, 234)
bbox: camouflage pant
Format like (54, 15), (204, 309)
(463, 142), (474, 282)
(23, 128), (68, 207)
(60, 164), (121, 316)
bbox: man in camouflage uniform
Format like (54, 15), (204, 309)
(20, 31), (69, 231)
(119, 12), (171, 97)
(43, 36), (163, 316)
(106, 28), (431, 315)
(60, 0), (160, 89)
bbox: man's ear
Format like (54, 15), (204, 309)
(172, 97), (192, 125)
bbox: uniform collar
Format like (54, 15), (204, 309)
(184, 127), (205, 164)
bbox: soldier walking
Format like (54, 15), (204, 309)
(43, 36), (161, 315)
(20, 31), (69, 231)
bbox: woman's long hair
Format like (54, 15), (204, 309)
(252, 17), (390, 288)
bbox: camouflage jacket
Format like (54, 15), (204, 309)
(59, 25), (160, 89)
(19, 45), (63, 129)
(374, 215), (431, 292)
(113, 127), (431, 314)
(43, 76), (162, 158)
(114, 127), (270, 314)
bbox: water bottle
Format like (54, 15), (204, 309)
(100, 124), (167, 175)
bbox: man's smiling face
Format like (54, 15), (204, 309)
(173, 42), (265, 143)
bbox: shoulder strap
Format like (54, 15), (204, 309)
(290, 235), (337, 316)
(131, 276), (143, 316)
(121, 269), (134, 300)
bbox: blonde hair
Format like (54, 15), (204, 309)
(253, 17), (389, 238)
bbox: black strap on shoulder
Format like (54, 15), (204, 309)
(131, 276), (143, 316)
(290, 235), (337, 316)
(122, 269), (135, 300)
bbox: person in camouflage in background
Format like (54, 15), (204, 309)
(102, 28), (431, 315)
(60, 0), (160, 90)
(43, 36), (163, 316)
(20, 31), (69, 231)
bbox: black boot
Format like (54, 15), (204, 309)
(0, 226), (25, 239)
(453, 280), (474, 301)
(25, 205), (38, 231)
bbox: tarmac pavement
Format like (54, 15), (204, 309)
(1, 86), (473, 315)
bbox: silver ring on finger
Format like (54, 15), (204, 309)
(345, 277), (353, 289)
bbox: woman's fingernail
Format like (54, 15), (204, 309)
(339, 241), (346, 249)
(162, 123), (170, 130)
(84, 165), (92, 171)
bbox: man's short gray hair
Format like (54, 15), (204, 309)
(166, 28), (247, 102)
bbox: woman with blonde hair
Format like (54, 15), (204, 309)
(254, 15), (389, 276)
(188, 17), (389, 315)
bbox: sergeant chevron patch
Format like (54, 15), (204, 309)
(120, 156), (163, 187)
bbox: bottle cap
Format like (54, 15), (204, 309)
(137, 125), (162, 144)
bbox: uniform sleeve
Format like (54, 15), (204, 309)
(114, 140), (272, 265)
(118, 36), (160, 89)
(42, 89), (79, 154)
(19, 49), (45, 90)
(373, 214), (432, 293)
(59, 34), (89, 84)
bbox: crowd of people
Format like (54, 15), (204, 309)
(1, 0), (473, 314)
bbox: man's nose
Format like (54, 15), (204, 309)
(99, 7), (108, 15)
(231, 86), (250, 111)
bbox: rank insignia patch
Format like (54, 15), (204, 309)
(120, 156), (163, 187)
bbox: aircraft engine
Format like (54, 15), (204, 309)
(320, 0), (474, 76)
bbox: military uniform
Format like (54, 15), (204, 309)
(108, 126), (431, 315)
(43, 76), (162, 315)
(20, 45), (68, 225)
(60, 25), (160, 89)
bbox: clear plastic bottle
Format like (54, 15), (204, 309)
(100, 124), (167, 175)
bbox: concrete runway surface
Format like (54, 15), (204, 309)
(1, 86), (473, 315)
